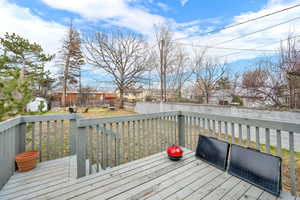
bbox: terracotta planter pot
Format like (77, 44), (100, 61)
(15, 151), (39, 172)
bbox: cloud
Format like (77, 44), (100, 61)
(176, 0), (300, 62)
(40, 0), (168, 36)
(180, 0), (189, 6)
(0, 0), (66, 55)
(0, 0), (66, 73)
(157, 2), (171, 11)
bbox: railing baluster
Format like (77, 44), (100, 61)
(231, 122), (235, 144)
(174, 116), (177, 145)
(168, 116), (172, 146)
(54, 120), (58, 158)
(150, 118), (156, 153)
(32, 122), (35, 150)
(143, 119), (147, 157)
(132, 120), (136, 160)
(185, 116), (188, 147)
(197, 116), (201, 139)
(276, 129), (282, 157)
(61, 120), (64, 157)
(122, 121), (125, 163)
(193, 117), (197, 150)
(105, 123), (108, 167)
(77, 125), (87, 178)
(238, 124), (242, 145)
(207, 119), (211, 137)
(96, 124), (100, 172)
(109, 123), (113, 165)
(255, 127), (260, 150)
(89, 126), (93, 174)
(225, 121), (228, 142)
(178, 114), (185, 147)
(164, 116), (168, 149)
(218, 121), (221, 139)
(265, 128), (270, 153)
(212, 120), (216, 138)
(189, 116), (192, 149)
(46, 121), (50, 160)
(156, 118), (160, 152)
(141, 119), (145, 156)
(246, 125), (251, 147)
(118, 122), (123, 164)
(137, 120), (141, 159)
(39, 121), (42, 162)
(115, 134), (119, 167)
(288, 131), (296, 195)
(202, 118), (205, 135)
(127, 121), (131, 161)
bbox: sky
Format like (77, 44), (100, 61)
(1, 0), (300, 90)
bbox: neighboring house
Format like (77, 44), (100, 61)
(190, 89), (232, 105)
(116, 87), (182, 101)
(116, 87), (150, 101)
(27, 97), (48, 112)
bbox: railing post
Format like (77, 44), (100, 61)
(69, 117), (77, 155)
(77, 125), (87, 178)
(178, 113), (185, 147)
(17, 122), (26, 154)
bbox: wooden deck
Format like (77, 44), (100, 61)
(0, 149), (297, 200)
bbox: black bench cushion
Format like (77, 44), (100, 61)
(195, 135), (230, 170)
(228, 144), (282, 196)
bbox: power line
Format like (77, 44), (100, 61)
(174, 3), (300, 41)
(213, 15), (300, 47)
(177, 42), (277, 52)
(219, 34), (300, 58)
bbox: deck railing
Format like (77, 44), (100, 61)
(180, 111), (299, 196)
(76, 111), (180, 177)
(0, 111), (299, 196)
(0, 114), (79, 189)
(76, 111), (299, 196)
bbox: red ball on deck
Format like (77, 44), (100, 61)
(167, 145), (183, 161)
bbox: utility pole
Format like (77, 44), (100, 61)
(79, 67), (82, 106)
(160, 39), (165, 101)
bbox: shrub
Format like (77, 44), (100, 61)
(232, 95), (244, 106)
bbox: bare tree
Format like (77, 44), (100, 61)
(192, 49), (227, 104)
(84, 30), (150, 108)
(242, 68), (267, 89)
(278, 33), (300, 108)
(242, 59), (287, 107)
(154, 24), (176, 101)
(58, 21), (85, 107)
(168, 45), (193, 99)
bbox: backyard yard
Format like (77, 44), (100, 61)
(46, 107), (137, 118)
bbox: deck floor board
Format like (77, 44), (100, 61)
(0, 149), (295, 200)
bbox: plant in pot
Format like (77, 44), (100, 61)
(15, 150), (39, 172)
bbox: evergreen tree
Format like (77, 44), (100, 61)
(0, 33), (53, 116)
(57, 21), (85, 106)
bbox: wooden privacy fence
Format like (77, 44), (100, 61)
(0, 111), (299, 196)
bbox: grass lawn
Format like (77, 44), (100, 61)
(46, 107), (137, 118)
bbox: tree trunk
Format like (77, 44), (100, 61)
(289, 81), (295, 109)
(119, 87), (124, 109)
(160, 39), (165, 102)
(62, 55), (70, 107)
(205, 92), (209, 104)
